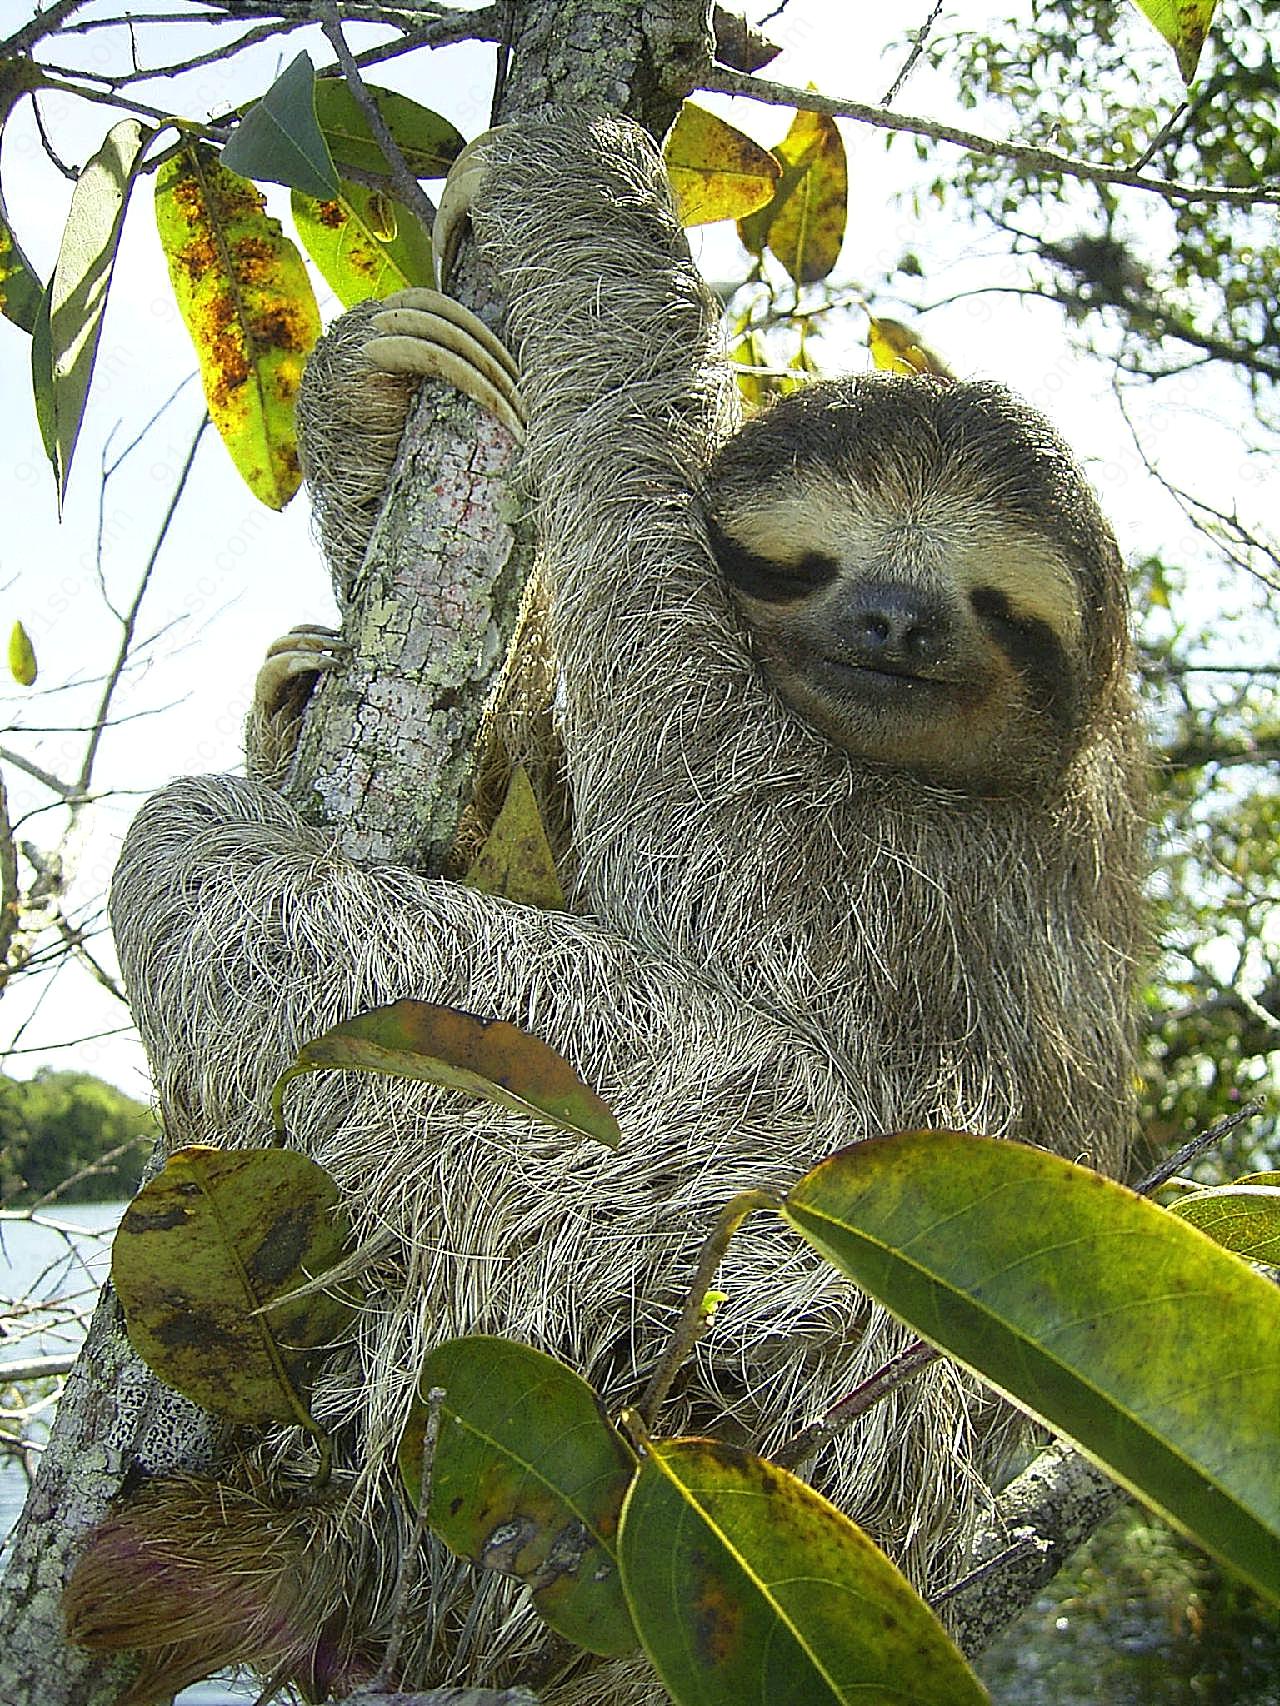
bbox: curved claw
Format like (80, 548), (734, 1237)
(433, 128), (503, 288)
(366, 287), (525, 442)
(254, 625), (347, 724)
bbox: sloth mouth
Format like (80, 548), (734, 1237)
(815, 655), (961, 694)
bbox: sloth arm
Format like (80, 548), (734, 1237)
(460, 117), (793, 945)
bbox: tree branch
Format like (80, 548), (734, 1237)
(944, 1439), (1127, 1655)
(701, 66), (1280, 208)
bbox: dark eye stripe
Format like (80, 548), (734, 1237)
(707, 517), (838, 603)
(970, 587), (1078, 732)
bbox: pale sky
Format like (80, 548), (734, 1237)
(0, 1), (1260, 1097)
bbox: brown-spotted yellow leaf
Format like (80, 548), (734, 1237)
(292, 179), (434, 309)
(111, 1146), (353, 1428)
(155, 145), (320, 508)
(618, 1439), (988, 1704)
(1168, 1184), (1280, 1264)
(752, 109), (847, 285)
(44, 119), (146, 499)
(783, 1132), (1280, 1602)
(272, 998), (620, 1148)
(8, 620), (36, 686)
(1130, 0), (1218, 82)
(400, 1336), (638, 1657)
(463, 764), (564, 909)
(868, 314), (955, 379)
(313, 78), (464, 180)
(663, 102), (780, 227)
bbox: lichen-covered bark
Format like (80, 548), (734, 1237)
(286, 395), (525, 867)
(948, 1441), (1125, 1657)
(0, 5), (712, 1700)
(0, 1282), (223, 1704)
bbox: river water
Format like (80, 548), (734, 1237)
(0, 1202), (254, 1705)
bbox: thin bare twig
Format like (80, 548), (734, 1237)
(318, 5), (439, 235)
(76, 414), (209, 799)
(1133, 1100), (1265, 1196)
(0, 0), (90, 56)
(0, 774), (19, 978)
(52, 916), (127, 1004)
(30, 94), (77, 180)
(881, 2), (944, 108)
(775, 1339), (941, 1470)
(0, 748), (79, 802)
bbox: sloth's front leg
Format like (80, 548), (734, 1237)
(247, 624), (347, 785)
(365, 287), (524, 441)
(247, 286), (525, 779)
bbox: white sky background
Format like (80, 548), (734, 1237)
(0, 0), (1267, 1098)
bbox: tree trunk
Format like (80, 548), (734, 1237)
(0, 5), (711, 1700)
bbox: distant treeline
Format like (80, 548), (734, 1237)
(0, 1070), (156, 1205)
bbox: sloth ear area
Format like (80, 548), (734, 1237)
(364, 288), (525, 442)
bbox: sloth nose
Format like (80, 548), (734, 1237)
(839, 582), (952, 668)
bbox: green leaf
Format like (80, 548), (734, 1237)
(618, 1439), (988, 1705)
(155, 145), (320, 508)
(1129, 0), (1218, 82)
(663, 102), (781, 227)
(111, 1146), (354, 1430)
(29, 275), (54, 461)
(312, 78), (464, 180)
(292, 179), (434, 309)
(400, 1337), (638, 1657)
(783, 1132), (1280, 1602)
(1168, 1184), (1280, 1264)
(463, 764), (565, 909)
(8, 619), (36, 686)
(221, 51), (339, 198)
(273, 998), (621, 1148)
(739, 108), (847, 285)
(43, 119), (146, 499)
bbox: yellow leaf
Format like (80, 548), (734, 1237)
(292, 180), (435, 308)
(8, 619), (36, 686)
(663, 103), (780, 227)
(463, 763), (564, 908)
(1130, 0), (1218, 82)
(761, 109), (848, 285)
(867, 315), (955, 379)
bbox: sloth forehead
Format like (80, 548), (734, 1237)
(717, 470), (1084, 644)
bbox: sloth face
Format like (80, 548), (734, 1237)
(705, 375), (1128, 797)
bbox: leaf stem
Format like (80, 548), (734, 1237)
(638, 1188), (779, 1428)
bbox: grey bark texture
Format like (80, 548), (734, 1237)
(0, 3), (711, 1701)
(949, 1439), (1127, 1656)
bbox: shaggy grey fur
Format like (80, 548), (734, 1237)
(109, 115), (1145, 1701)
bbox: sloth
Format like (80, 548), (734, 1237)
(99, 113), (1146, 1703)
